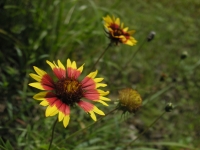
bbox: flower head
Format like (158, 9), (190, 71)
(165, 102), (174, 112)
(147, 31), (156, 42)
(29, 59), (110, 127)
(117, 88), (142, 113)
(180, 51), (188, 60)
(160, 73), (167, 82)
(103, 15), (137, 46)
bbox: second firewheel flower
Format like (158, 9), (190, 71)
(103, 15), (137, 46)
(29, 59), (110, 127)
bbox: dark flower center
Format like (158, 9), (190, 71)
(55, 78), (83, 106)
(109, 24), (123, 37)
(108, 28), (124, 45)
(114, 28), (123, 36)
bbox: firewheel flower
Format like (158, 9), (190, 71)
(117, 88), (142, 113)
(103, 15), (137, 46)
(29, 59), (110, 127)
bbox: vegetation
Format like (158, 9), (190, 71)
(1, 0), (200, 149)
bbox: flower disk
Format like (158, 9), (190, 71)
(118, 88), (142, 113)
(103, 15), (137, 46)
(55, 78), (83, 106)
(29, 59), (110, 127)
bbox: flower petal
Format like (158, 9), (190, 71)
(125, 40), (135, 46)
(123, 27), (129, 32)
(57, 103), (70, 127)
(58, 111), (65, 122)
(81, 78), (96, 90)
(95, 100), (109, 106)
(87, 70), (98, 79)
(89, 111), (96, 121)
(46, 60), (66, 79)
(33, 66), (47, 76)
(63, 115), (70, 127)
(67, 59), (72, 68)
(46, 60), (55, 70)
(77, 101), (105, 121)
(49, 109), (59, 116)
(30, 71), (55, 89)
(77, 64), (84, 73)
(30, 68), (55, 90)
(67, 68), (82, 79)
(71, 61), (77, 69)
(41, 74), (55, 89)
(67, 59), (84, 79)
(78, 101), (94, 112)
(57, 60), (65, 70)
(29, 82), (45, 90)
(84, 89), (100, 100)
(40, 100), (49, 106)
(98, 90), (109, 96)
(103, 15), (112, 25)
(45, 105), (58, 117)
(58, 103), (70, 116)
(29, 73), (41, 82)
(100, 96), (111, 101)
(96, 83), (107, 88)
(94, 78), (104, 83)
(115, 18), (120, 26)
(33, 92), (49, 100)
(46, 95), (62, 107)
(92, 106), (105, 116)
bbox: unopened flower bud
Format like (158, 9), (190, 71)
(160, 73), (167, 82)
(171, 76), (177, 82)
(165, 102), (174, 112)
(147, 31), (156, 42)
(118, 88), (142, 113)
(180, 51), (188, 60)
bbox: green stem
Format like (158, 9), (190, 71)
(89, 42), (112, 72)
(66, 107), (117, 141)
(170, 58), (183, 82)
(48, 118), (58, 150)
(125, 111), (166, 148)
(123, 39), (146, 68)
(114, 39), (146, 81)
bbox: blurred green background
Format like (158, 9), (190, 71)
(0, 0), (200, 149)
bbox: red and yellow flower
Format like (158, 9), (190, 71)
(29, 59), (110, 127)
(103, 15), (137, 46)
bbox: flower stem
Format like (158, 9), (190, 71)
(124, 39), (146, 68)
(89, 42), (112, 72)
(115, 39), (146, 80)
(66, 107), (117, 141)
(125, 111), (166, 148)
(48, 118), (58, 150)
(170, 58), (182, 80)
